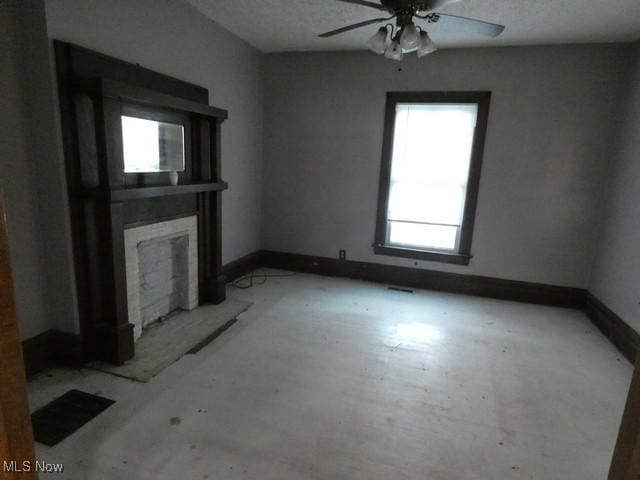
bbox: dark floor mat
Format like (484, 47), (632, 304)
(31, 389), (115, 446)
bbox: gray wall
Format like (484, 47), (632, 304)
(45, 0), (265, 266)
(591, 43), (640, 331)
(263, 46), (629, 288)
(1, 0), (78, 338)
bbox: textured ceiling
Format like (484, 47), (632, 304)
(186, 0), (640, 53)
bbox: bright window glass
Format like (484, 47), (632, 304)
(386, 103), (478, 251)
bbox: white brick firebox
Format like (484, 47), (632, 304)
(124, 216), (198, 340)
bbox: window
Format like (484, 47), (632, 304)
(374, 92), (491, 265)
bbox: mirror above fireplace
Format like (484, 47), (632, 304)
(122, 116), (185, 173)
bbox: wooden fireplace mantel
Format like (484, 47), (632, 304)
(55, 41), (229, 365)
(75, 181), (228, 202)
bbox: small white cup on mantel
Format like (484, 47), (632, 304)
(169, 171), (178, 186)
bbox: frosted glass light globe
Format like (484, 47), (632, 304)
(400, 24), (419, 50)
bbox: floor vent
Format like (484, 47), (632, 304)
(31, 389), (115, 446)
(388, 286), (414, 293)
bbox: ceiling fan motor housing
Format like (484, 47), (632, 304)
(380, 0), (442, 26)
(396, 13), (415, 27)
(381, 0), (445, 13)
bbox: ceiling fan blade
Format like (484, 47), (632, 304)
(318, 16), (393, 38)
(434, 13), (505, 37)
(334, 0), (386, 11)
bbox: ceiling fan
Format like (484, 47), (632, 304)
(318, 0), (505, 60)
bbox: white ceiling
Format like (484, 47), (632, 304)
(186, 0), (640, 53)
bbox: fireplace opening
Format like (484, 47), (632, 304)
(124, 216), (198, 340)
(138, 233), (189, 330)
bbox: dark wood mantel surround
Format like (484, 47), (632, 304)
(55, 42), (228, 365)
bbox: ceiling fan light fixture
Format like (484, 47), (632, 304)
(417, 31), (437, 57)
(399, 23), (419, 50)
(319, 1), (505, 62)
(384, 36), (403, 61)
(366, 27), (389, 55)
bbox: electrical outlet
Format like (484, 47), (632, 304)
(339, 250), (346, 260)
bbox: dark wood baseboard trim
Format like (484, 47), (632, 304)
(222, 251), (264, 283)
(260, 250), (585, 309)
(584, 293), (640, 363)
(22, 332), (53, 377)
(22, 330), (83, 378)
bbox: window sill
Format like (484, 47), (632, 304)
(373, 244), (471, 266)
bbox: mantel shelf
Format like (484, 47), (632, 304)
(76, 181), (228, 202)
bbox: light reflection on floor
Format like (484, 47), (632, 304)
(394, 321), (445, 344)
